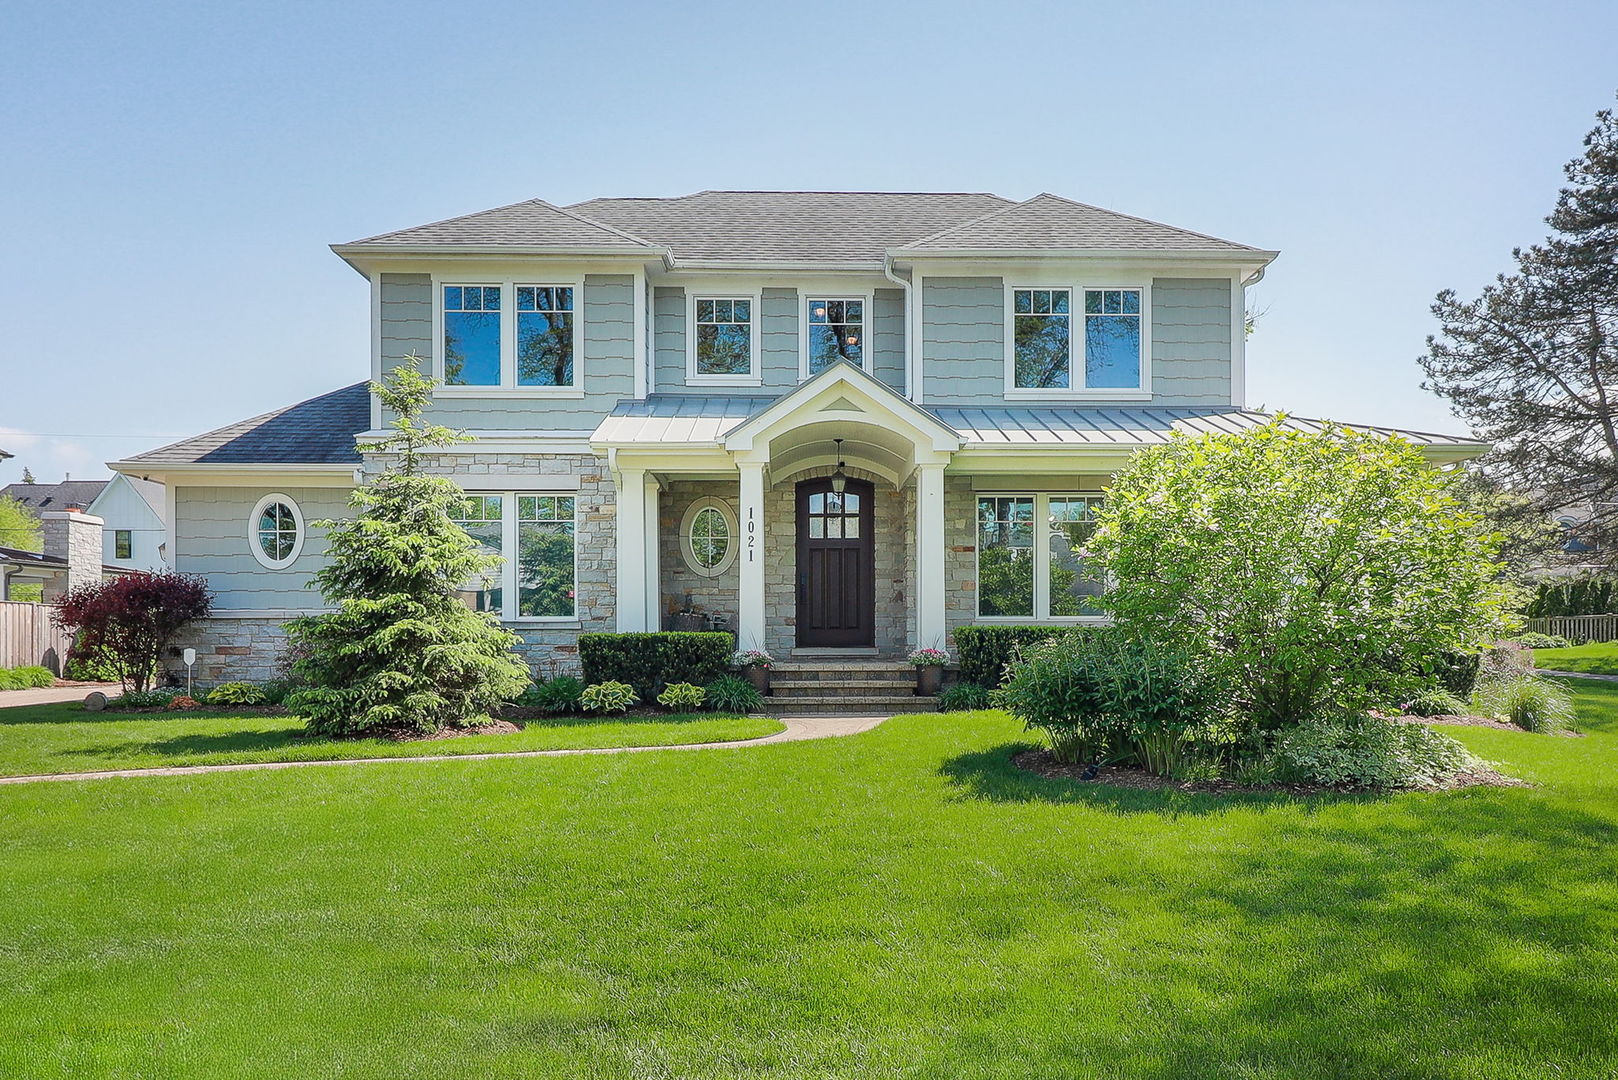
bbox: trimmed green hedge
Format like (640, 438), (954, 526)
(1525, 577), (1618, 618)
(956, 625), (1100, 688)
(578, 632), (735, 699)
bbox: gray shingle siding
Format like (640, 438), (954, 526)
(920, 277), (1005, 405)
(1151, 277), (1233, 406)
(873, 288), (906, 394)
(174, 485), (351, 609)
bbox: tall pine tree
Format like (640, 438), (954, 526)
(286, 358), (530, 735)
(1421, 94), (1618, 565)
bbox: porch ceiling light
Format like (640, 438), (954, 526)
(830, 438), (847, 495)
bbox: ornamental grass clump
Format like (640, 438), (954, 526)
(285, 359), (529, 737)
(1472, 674), (1577, 733)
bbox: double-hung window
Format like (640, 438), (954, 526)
(1007, 285), (1147, 397)
(805, 297), (866, 376)
(438, 281), (580, 392)
(976, 493), (1107, 620)
(452, 492), (578, 621)
(690, 295), (758, 383)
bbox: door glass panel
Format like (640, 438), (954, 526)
(809, 518), (823, 539)
(843, 492), (859, 513)
(809, 493), (824, 514)
(844, 517), (859, 539)
(825, 517), (842, 539)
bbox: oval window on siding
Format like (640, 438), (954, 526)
(249, 493), (304, 571)
(680, 497), (737, 577)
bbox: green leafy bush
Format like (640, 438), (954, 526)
(1472, 675), (1577, 733)
(0, 665), (54, 690)
(656, 682), (706, 710)
(954, 625), (1079, 688)
(206, 681), (269, 706)
(1404, 687), (1468, 717)
(1516, 632), (1572, 650)
(113, 688), (178, 709)
(1094, 419), (1514, 727)
(579, 631), (734, 699)
(1270, 714), (1476, 789)
(284, 361), (530, 736)
(259, 679), (298, 706)
(580, 681), (638, 714)
(704, 675), (763, 714)
(1525, 576), (1618, 618)
(996, 631), (1223, 772)
(63, 644), (120, 682)
(938, 681), (993, 712)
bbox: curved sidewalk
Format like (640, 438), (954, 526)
(0, 714), (889, 786)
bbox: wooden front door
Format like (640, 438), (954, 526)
(796, 477), (875, 648)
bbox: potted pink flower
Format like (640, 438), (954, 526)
(734, 650), (773, 695)
(907, 648), (949, 696)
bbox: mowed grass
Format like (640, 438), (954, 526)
(2, 688), (1617, 1078)
(1535, 640), (1618, 675)
(0, 703), (782, 777)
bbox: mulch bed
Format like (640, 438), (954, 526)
(1011, 748), (1526, 796)
(413, 719), (523, 741)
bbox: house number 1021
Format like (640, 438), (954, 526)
(747, 507), (756, 561)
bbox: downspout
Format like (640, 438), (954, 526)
(883, 254), (915, 400)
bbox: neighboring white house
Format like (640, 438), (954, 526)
(87, 474), (169, 570)
(110, 190), (1488, 687)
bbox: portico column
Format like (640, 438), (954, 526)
(642, 472), (661, 631)
(736, 459), (767, 653)
(614, 466), (648, 631)
(915, 462), (947, 651)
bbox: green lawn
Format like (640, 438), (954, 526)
(0, 704), (782, 777)
(2, 689), (1616, 1078)
(1534, 640), (1618, 675)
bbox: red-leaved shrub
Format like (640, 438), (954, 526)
(52, 571), (212, 691)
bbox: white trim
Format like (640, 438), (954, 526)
(679, 496), (739, 577)
(369, 274), (383, 430)
(430, 276), (586, 394)
(798, 292), (875, 381)
(614, 468), (648, 631)
(632, 266), (648, 399)
(972, 491), (1108, 623)
(912, 272), (925, 403)
(247, 493), (305, 571)
(736, 460), (767, 652)
(1002, 283), (1152, 400)
(915, 463), (946, 650)
(686, 290), (763, 387)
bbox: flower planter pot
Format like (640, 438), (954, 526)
(916, 666), (943, 697)
(744, 666), (771, 696)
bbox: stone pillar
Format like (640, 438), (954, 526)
(736, 459), (766, 653)
(915, 463), (946, 651)
(41, 510), (104, 602)
(614, 467), (648, 631)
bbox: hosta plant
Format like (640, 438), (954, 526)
(580, 681), (638, 714)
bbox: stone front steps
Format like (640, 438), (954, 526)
(760, 660), (940, 716)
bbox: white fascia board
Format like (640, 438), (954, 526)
(107, 462), (358, 487)
(331, 251), (666, 278)
(894, 248), (1279, 265)
(898, 254), (1275, 280)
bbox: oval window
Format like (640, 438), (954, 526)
(249, 493), (304, 570)
(680, 498), (737, 577)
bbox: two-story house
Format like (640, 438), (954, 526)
(111, 191), (1485, 684)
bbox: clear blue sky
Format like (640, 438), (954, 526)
(2, 0), (1615, 483)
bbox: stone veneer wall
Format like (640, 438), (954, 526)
(658, 481), (740, 632)
(761, 465), (915, 657)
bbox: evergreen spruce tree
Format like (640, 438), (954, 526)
(286, 358), (530, 736)
(1421, 94), (1618, 565)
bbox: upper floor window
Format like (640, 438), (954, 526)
(443, 285), (502, 386)
(806, 298), (865, 376)
(690, 295), (758, 384)
(437, 281), (581, 393)
(114, 530), (132, 560)
(1084, 289), (1142, 389)
(516, 286), (574, 387)
(1007, 285), (1148, 397)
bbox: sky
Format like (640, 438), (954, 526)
(2, 0), (1615, 485)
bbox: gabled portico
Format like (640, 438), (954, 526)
(591, 362), (963, 655)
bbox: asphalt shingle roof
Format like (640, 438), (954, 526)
(567, 191), (1014, 266)
(124, 383), (370, 466)
(897, 193), (1265, 254)
(1, 481), (109, 511)
(341, 199), (657, 251)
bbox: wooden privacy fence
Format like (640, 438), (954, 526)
(0, 601), (74, 673)
(1526, 614), (1618, 643)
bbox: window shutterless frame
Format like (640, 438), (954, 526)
(431, 277), (586, 397)
(974, 491), (1110, 624)
(456, 489), (580, 622)
(800, 293), (875, 380)
(248, 493), (305, 571)
(1002, 282), (1152, 401)
(687, 291), (763, 386)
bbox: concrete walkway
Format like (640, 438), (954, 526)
(1537, 669), (1618, 682)
(0, 713), (891, 786)
(0, 683), (120, 708)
